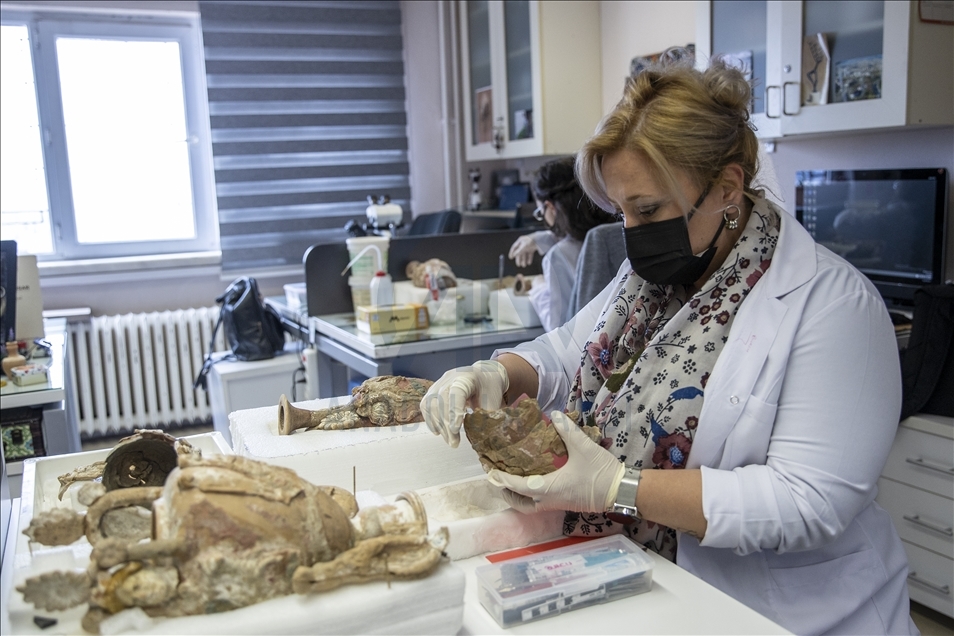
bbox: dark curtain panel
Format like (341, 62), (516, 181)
(198, 0), (412, 273)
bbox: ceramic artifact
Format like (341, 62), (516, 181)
(56, 430), (201, 500)
(405, 259), (457, 289)
(513, 273), (543, 296)
(22, 507), (85, 546)
(463, 397), (601, 475)
(18, 571), (90, 612)
(17, 454), (449, 634)
(278, 375), (433, 434)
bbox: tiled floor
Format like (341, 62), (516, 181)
(81, 431), (953, 635)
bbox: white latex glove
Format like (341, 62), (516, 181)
(508, 235), (538, 268)
(420, 360), (509, 448)
(488, 411), (626, 514)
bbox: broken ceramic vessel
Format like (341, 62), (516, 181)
(18, 454), (448, 634)
(463, 397), (600, 476)
(278, 375), (433, 434)
(405, 259), (457, 289)
(56, 430), (200, 500)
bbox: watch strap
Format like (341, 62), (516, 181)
(610, 466), (641, 518)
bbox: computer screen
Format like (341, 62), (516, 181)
(795, 168), (948, 306)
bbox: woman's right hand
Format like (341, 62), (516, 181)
(420, 360), (509, 448)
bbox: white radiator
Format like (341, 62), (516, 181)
(67, 307), (225, 437)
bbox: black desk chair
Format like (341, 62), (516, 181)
(406, 210), (461, 236)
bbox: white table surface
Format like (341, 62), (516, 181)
(455, 546), (791, 635)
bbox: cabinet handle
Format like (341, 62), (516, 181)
(908, 572), (951, 596)
(782, 82), (800, 116)
(903, 514), (954, 537)
(905, 457), (954, 476)
(492, 117), (505, 152)
(765, 85), (781, 119)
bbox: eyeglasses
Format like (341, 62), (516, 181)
(532, 206), (545, 222)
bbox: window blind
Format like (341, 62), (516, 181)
(198, 0), (411, 274)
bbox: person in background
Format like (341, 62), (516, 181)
(423, 54), (915, 635)
(567, 220), (627, 316)
(507, 156), (618, 331)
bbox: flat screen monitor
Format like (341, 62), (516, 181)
(795, 168), (948, 307)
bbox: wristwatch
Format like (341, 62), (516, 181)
(609, 466), (641, 518)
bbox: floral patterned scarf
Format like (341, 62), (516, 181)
(563, 202), (781, 560)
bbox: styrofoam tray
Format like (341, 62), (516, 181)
(490, 288), (541, 328)
(414, 476), (564, 561)
(229, 397), (486, 496)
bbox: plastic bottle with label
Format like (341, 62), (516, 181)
(369, 270), (394, 307)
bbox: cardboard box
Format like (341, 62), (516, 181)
(9, 363), (48, 386)
(356, 303), (429, 334)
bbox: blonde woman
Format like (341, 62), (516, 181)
(422, 55), (914, 635)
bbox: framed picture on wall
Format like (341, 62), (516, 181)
(476, 86), (493, 144)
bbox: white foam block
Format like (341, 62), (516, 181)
(415, 477), (565, 561)
(229, 397), (486, 495)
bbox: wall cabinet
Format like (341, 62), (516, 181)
(696, 0), (953, 140)
(459, 0), (601, 161)
(875, 413), (953, 618)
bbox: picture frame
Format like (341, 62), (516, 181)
(475, 86), (493, 144)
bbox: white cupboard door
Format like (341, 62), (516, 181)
(697, 0), (783, 140)
(779, 0), (910, 135)
(460, 0), (542, 160)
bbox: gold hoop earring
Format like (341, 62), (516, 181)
(723, 204), (741, 230)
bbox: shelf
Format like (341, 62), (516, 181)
(808, 19), (883, 39)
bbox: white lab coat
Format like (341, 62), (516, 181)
(528, 236), (583, 332)
(496, 200), (916, 635)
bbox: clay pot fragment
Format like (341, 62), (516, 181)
(463, 397), (601, 476)
(279, 375), (433, 434)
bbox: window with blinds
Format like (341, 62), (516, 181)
(199, 0), (411, 274)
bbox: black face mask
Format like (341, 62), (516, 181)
(623, 190), (726, 286)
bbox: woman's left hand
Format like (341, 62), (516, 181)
(488, 411), (626, 514)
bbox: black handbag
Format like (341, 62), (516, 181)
(194, 277), (285, 390)
(900, 283), (954, 420)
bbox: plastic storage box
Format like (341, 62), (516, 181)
(475, 535), (653, 628)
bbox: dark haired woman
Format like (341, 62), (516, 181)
(510, 155), (617, 331)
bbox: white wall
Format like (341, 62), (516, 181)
(599, 0), (696, 115)
(402, 0), (455, 216)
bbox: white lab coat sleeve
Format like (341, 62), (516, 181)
(494, 262), (628, 411)
(700, 284), (902, 555)
(528, 241), (579, 332)
(527, 278), (553, 333)
(531, 230), (557, 254)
